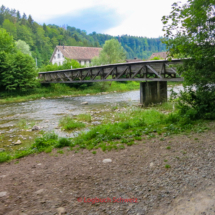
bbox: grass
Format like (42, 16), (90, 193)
(77, 114), (91, 122)
(165, 164), (171, 169)
(17, 119), (35, 129)
(59, 116), (85, 130)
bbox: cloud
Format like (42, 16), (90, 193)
(45, 6), (124, 34)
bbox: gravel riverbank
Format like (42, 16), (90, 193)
(0, 121), (215, 215)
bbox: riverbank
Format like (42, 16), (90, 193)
(0, 120), (214, 215)
(0, 101), (208, 163)
(0, 81), (182, 104)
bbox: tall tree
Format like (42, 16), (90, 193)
(92, 39), (126, 65)
(162, 0), (215, 119)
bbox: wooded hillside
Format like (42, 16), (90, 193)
(0, 5), (166, 67)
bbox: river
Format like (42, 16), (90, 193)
(0, 85), (183, 151)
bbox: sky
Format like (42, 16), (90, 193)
(1, 0), (188, 37)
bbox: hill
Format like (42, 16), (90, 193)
(0, 5), (166, 67)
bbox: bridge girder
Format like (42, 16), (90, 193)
(38, 59), (183, 83)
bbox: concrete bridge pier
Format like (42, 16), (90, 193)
(140, 81), (167, 106)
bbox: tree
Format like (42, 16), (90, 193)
(15, 40), (31, 56)
(162, 0), (215, 119)
(92, 39), (126, 65)
(1, 51), (37, 91)
(0, 28), (14, 53)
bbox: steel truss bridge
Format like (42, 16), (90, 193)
(38, 59), (183, 83)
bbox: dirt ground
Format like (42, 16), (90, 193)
(1, 122), (215, 215)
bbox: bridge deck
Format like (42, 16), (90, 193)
(38, 59), (183, 83)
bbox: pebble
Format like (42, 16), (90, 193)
(103, 159), (112, 163)
(57, 207), (66, 215)
(35, 189), (44, 195)
(0, 192), (7, 197)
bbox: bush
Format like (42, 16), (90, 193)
(59, 116), (85, 130)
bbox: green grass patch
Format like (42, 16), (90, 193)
(77, 114), (91, 122)
(59, 116), (85, 130)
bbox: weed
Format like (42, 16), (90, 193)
(160, 138), (165, 141)
(165, 164), (171, 168)
(194, 138), (198, 140)
(56, 138), (72, 148)
(77, 114), (91, 122)
(164, 159), (168, 162)
(59, 116), (85, 130)
(181, 151), (187, 155)
(92, 151), (97, 154)
(166, 146), (171, 150)
(57, 150), (64, 154)
(0, 152), (11, 163)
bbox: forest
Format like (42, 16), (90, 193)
(0, 5), (166, 67)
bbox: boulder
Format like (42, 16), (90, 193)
(14, 140), (21, 145)
(32, 125), (41, 131)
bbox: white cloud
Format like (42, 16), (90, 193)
(1, 0), (188, 37)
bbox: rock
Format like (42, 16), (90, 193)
(35, 189), (44, 195)
(150, 162), (154, 168)
(37, 163), (42, 166)
(0, 148), (5, 152)
(103, 159), (112, 163)
(57, 207), (66, 215)
(41, 97), (46, 99)
(14, 140), (21, 145)
(0, 175), (7, 178)
(81, 102), (88, 105)
(32, 125), (41, 131)
(45, 120), (49, 123)
(101, 92), (108, 95)
(0, 192), (7, 197)
(86, 94), (90, 96)
(92, 121), (101, 125)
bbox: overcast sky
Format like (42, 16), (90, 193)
(1, 0), (188, 37)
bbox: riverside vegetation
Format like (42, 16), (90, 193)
(0, 102), (209, 163)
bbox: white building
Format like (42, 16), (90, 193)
(50, 46), (102, 66)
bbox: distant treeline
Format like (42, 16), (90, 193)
(0, 5), (166, 67)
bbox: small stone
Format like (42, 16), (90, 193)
(32, 125), (41, 131)
(45, 120), (49, 123)
(81, 102), (88, 105)
(92, 121), (101, 125)
(150, 162), (154, 168)
(0, 148), (5, 152)
(0, 192), (7, 197)
(37, 163), (42, 166)
(103, 159), (112, 163)
(57, 207), (66, 215)
(14, 140), (21, 145)
(35, 189), (44, 195)
(86, 94), (90, 96)
(101, 92), (108, 95)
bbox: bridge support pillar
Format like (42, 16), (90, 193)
(140, 81), (167, 106)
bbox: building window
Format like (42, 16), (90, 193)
(58, 54), (60, 58)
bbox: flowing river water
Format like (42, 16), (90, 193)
(0, 85), (183, 152)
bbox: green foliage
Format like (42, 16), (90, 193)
(77, 114), (91, 122)
(92, 39), (126, 65)
(150, 56), (164, 60)
(0, 152), (11, 163)
(0, 51), (37, 91)
(162, 0), (215, 120)
(15, 40), (31, 56)
(31, 132), (58, 152)
(56, 137), (72, 148)
(59, 116), (86, 130)
(0, 28), (14, 53)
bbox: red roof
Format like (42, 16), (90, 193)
(56, 46), (102, 61)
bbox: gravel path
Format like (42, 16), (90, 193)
(0, 122), (215, 215)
